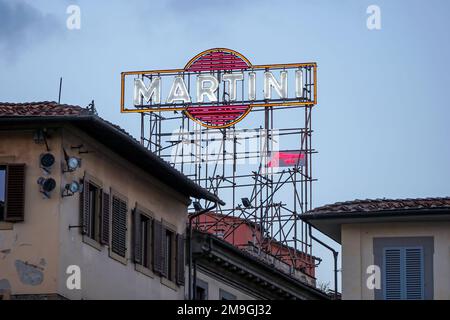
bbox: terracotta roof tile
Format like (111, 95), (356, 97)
(0, 101), (137, 142)
(0, 101), (92, 116)
(0, 101), (223, 205)
(308, 197), (450, 214)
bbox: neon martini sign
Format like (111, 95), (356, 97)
(121, 48), (317, 128)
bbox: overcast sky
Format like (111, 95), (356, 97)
(1, 0), (449, 290)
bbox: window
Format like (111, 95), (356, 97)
(165, 229), (175, 281)
(80, 174), (110, 247)
(374, 237), (434, 300)
(133, 206), (153, 270)
(141, 216), (152, 267)
(219, 289), (236, 300)
(0, 166), (5, 221)
(152, 220), (185, 286)
(383, 247), (424, 300)
(87, 183), (101, 242)
(195, 279), (208, 300)
(0, 164), (26, 222)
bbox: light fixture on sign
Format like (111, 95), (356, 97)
(241, 197), (252, 208)
(63, 148), (81, 173)
(37, 177), (56, 198)
(62, 180), (83, 198)
(40, 153), (55, 173)
(192, 201), (203, 212)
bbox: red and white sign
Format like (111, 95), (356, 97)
(121, 48), (317, 128)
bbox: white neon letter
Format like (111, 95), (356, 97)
(222, 73), (243, 101)
(248, 72), (256, 101)
(197, 74), (219, 103)
(167, 76), (191, 104)
(134, 77), (161, 105)
(295, 70), (303, 98)
(264, 71), (288, 99)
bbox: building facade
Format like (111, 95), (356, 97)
(0, 102), (221, 300)
(191, 230), (329, 300)
(195, 212), (318, 284)
(302, 198), (450, 300)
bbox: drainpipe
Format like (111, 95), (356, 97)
(188, 202), (218, 300)
(308, 224), (339, 299)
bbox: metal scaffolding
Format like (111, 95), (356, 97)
(137, 99), (316, 273)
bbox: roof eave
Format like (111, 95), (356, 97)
(0, 115), (224, 205)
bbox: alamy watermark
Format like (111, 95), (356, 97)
(367, 5), (382, 30)
(66, 5), (81, 30)
(167, 128), (305, 174)
(366, 264), (381, 290)
(66, 265), (81, 290)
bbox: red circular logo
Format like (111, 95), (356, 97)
(184, 48), (252, 128)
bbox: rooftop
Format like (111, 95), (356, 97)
(0, 101), (91, 116)
(0, 101), (224, 205)
(309, 197), (450, 214)
(302, 197), (450, 243)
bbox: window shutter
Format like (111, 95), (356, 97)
(383, 247), (425, 300)
(176, 234), (185, 286)
(80, 176), (90, 234)
(4, 164), (26, 222)
(384, 248), (401, 300)
(111, 196), (127, 257)
(161, 226), (168, 278)
(153, 220), (164, 274)
(133, 209), (142, 264)
(405, 248), (424, 300)
(100, 191), (110, 245)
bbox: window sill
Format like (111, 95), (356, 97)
(135, 264), (154, 278)
(0, 222), (14, 230)
(109, 249), (127, 266)
(82, 235), (102, 251)
(161, 277), (178, 292)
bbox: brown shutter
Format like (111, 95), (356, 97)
(153, 220), (163, 274)
(176, 234), (185, 286)
(133, 209), (142, 264)
(80, 176), (90, 234)
(111, 196), (127, 257)
(4, 164), (25, 222)
(100, 191), (110, 245)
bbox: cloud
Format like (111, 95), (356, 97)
(0, 0), (61, 61)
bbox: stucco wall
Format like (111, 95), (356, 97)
(1, 125), (190, 299)
(341, 221), (450, 300)
(58, 126), (188, 299)
(0, 129), (61, 295)
(196, 269), (258, 300)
